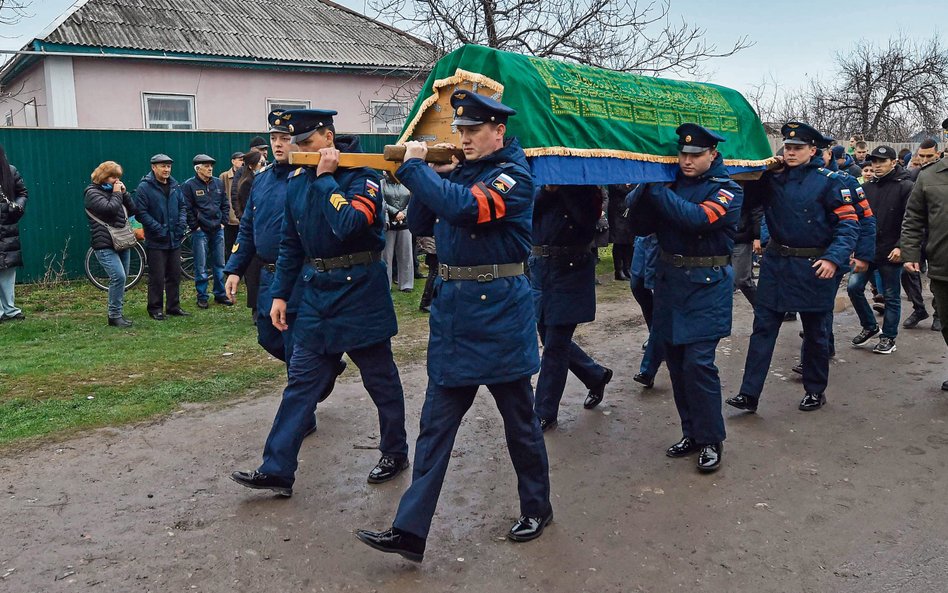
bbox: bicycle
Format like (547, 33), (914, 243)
(84, 231), (195, 291)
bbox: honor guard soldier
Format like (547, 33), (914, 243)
(530, 184), (613, 430)
(624, 124), (743, 472)
(727, 122), (859, 414)
(231, 109), (409, 496)
(357, 92), (552, 562)
(223, 111), (344, 417)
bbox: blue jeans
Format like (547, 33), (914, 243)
(0, 267), (21, 317)
(848, 263), (902, 338)
(193, 227), (226, 301)
(94, 248), (130, 318)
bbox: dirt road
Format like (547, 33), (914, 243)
(3, 295), (947, 593)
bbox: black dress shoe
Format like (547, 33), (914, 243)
(108, 316), (133, 328)
(666, 436), (699, 457)
(903, 310), (929, 328)
(633, 372), (655, 388)
(782, 312), (797, 322)
(942, 380), (948, 392)
(230, 470), (293, 497)
(302, 414), (318, 439)
(166, 308), (190, 316)
(933, 317), (943, 332)
(798, 392), (826, 411)
(355, 528), (425, 563)
(367, 455), (409, 484)
(317, 360), (347, 404)
(214, 296), (234, 306)
(725, 393), (758, 412)
(197, 300), (209, 309)
(583, 367), (613, 409)
(508, 511), (553, 542)
(791, 364), (803, 375)
(539, 418), (557, 432)
(149, 312), (166, 321)
(696, 443), (723, 473)
(419, 305), (431, 313)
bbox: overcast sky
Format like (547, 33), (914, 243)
(3, 0), (946, 98)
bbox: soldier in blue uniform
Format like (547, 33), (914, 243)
(230, 109), (409, 496)
(356, 92), (552, 563)
(180, 154), (232, 309)
(530, 184), (612, 430)
(624, 123), (743, 473)
(223, 111), (344, 424)
(727, 122), (859, 414)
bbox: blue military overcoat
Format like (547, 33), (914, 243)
(271, 136), (396, 354)
(224, 162), (303, 314)
(816, 155), (876, 263)
(402, 138), (540, 387)
(744, 160), (859, 313)
(630, 234), (659, 290)
(625, 155), (743, 345)
(528, 185), (601, 326)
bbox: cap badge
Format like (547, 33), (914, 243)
(789, 131), (796, 137)
(788, 123), (799, 128)
(879, 147), (886, 154)
(274, 119), (281, 125)
(288, 124), (294, 133)
(457, 106), (464, 116)
(685, 135), (692, 143)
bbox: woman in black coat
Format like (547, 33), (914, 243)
(0, 142), (28, 322)
(85, 160), (138, 327)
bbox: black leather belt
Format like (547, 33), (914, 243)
(253, 255), (276, 273)
(438, 262), (525, 282)
(659, 250), (730, 268)
(531, 244), (590, 257)
(767, 242), (825, 258)
(308, 251), (381, 272)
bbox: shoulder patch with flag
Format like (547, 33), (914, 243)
(856, 187), (865, 198)
(716, 188), (735, 205)
(365, 179), (380, 198)
(491, 173), (517, 194)
(841, 188), (852, 203)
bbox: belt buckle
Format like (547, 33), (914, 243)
(438, 263), (449, 280)
(541, 245), (551, 257)
(341, 254), (354, 269)
(671, 254), (684, 267)
(313, 259), (327, 272)
(779, 245), (791, 257)
(477, 265), (498, 283)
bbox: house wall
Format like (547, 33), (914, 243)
(71, 57), (417, 132)
(0, 62), (49, 127)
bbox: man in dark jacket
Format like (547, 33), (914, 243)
(902, 139), (941, 330)
(847, 145), (914, 354)
(181, 154), (231, 309)
(135, 154), (188, 320)
(607, 184), (635, 279)
(901, 127), (948, 390)
(732, 196), (762, 306)
(0, 144), (28, 322)
(833, 145), (864, 177)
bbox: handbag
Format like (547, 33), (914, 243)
(0, 186), (24, 224)
(85, 206), (138, 251)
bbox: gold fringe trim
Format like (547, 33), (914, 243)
(398, 69), (505, 143)
(523, 145), (776, 168)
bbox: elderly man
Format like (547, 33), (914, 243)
(180, 154), (231, 308)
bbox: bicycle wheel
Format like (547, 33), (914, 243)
(180, 232), (195, 280)
(125, 242), (146, 290)
(84, 247), (110, 291)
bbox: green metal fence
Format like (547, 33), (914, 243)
(0, 128), (398, 282)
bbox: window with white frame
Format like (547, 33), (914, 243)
(24, 99), (37, 127)
(4, 110), (12, 127)
(267, 99), (311, 114)
(371, 101), (408, 134)
(143, 93), (195, 129)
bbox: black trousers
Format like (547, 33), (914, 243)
(146, 247), (181, 314)
(419, 254), (438, 309)
(931, 278), (948, 346)
(612, 243), (633, 276)
(223, 224), (239, 262)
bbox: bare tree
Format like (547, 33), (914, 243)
(0, 0), (31, 29)
(368, 0), (750, 76)
(804, 35), (948, 141)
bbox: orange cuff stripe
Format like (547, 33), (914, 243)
(833, 204), (856, 215)
(839, 214), (858, 221)
(703, 200), (727, 216)
(700, 204), (721, 223)
(861, 206), (874, 217)
(472, 185), (492, 223)
(351, 200), (375, 224)
(352, 195), (377, 214)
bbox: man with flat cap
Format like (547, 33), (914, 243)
(180, 153), (231, 309)
(727, 121), (858, 414)
(356, 91), (552, 563)
(224, 111), (344, 416)
(231, 108), (409, 496)
(134, 154), (188, 320)
(623, 123), (743, 473)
